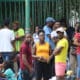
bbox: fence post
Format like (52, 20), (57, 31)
(25, 0), (30, 33)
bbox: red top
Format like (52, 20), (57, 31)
(20, 42), (32, 70)
(74, 33), (80, 54)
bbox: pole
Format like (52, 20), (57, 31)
(25, 0), (30, 33)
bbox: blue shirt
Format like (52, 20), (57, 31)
(43, 25), (55, 50)
(4, 68), (17, 80)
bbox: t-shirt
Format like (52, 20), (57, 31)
(35, 42), (50, 60)
(51, 30), (58, 38)
(55, 38), (68, 63)
(14, 28), (25, 52)
(4, 68), (17, 80)
(43, 25), (55, 50)
(20, 42), (32, 70)
(0, 28), (15, 52)
(33, 33), (39, 43)
(74, 32), (80, 54)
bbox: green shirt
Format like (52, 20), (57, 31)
(14, 28), (25, 52)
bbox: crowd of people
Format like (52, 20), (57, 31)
(0, 17), (80, 80)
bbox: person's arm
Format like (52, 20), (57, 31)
(49, 45), (52, 55)
(0, 73), (6, 78)
(49, 46), (63, 62)
(11, 31), (16, 51)
(11, 40), (16, 51)
(47, 34), (51, 39)
(22, 54), (32, 73)
(73, 38), (80, 46)
(32, 44), (36, 55)
(43, 26), (51, 39)
(32, 44), (40, 60)
(15, 29), (25, 40)
(15, 35), (24, 40)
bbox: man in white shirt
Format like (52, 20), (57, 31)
(0, 19), (15, 60)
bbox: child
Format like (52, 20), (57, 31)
(0, 61), (17, 80)
(10, 53), (19, 73)
(10, 53), (20, 80)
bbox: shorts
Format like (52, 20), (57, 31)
(55, 62), (66, 76)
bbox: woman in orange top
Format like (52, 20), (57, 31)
(32, 30), (52, 80)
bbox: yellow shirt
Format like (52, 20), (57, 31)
(36, 42), (50, 60)
(55, 38), (68, 63)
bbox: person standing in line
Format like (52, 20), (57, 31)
(69, 22), (80, 76)
(13, 21), (25, 75)
(51, 32), (59, 45)
(32, 30), (52, 80)
(43, 17), (55, 50)
(49, 27), (69, 80)
(33, 26), (39, 43)
(13, 21), (25, 54)
(73, 26), (80, 80)
(0, 19), (15, 61)
(32, 26), (40, 79)
(43, 17), (55, 76)
(20, 33), (33, 80)
(51, 21), (67, 39)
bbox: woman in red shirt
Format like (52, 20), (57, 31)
(74, 26), (80, 80)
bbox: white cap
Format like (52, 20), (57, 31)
(56, 27), (64, 33)
(51, 31), (58, 38)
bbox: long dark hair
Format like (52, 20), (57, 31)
(77, 26), (80, 32)
(4, 61), (14, 72)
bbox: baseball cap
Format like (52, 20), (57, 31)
(46, 17), (55, 23)
(51, 31), (58, 38)
(56, 27), (64, 33)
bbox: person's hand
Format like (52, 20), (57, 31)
(32, 55), (40, 60)
(47, 56), (52, 63)
(39, 56), (48, 63)
(29, 67), (33, 73)
(46, 59), (50, 64)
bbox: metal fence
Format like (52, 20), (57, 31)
(0, 1), (25, 28)
(0, 0), (80, 29)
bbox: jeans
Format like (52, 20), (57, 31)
(21, 69), (31, 80)
(70, 47), (77, 75)
(77, 54), (80, 78)
(18, 69), (22, 80)
(2, 52), (13, 61)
